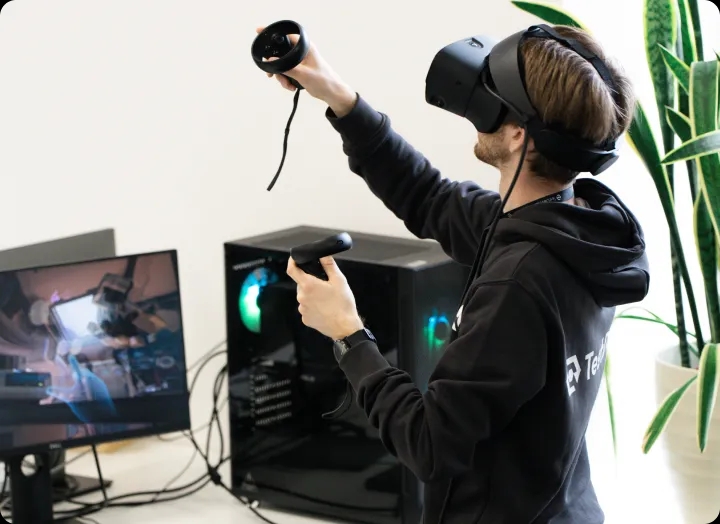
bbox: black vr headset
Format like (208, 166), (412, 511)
(425, 24), (620, 176)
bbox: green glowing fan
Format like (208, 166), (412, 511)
(423, 311), (451, 353)
(238, 268), (278, 334)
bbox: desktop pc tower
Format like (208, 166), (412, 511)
(224, 226), (470, 524)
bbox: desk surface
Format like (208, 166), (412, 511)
(59, 437), (338, 524)
(53, 429), (682, 524)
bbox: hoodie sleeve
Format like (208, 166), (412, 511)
(326, 95), (501, 266)
(337, 280), (547, 483)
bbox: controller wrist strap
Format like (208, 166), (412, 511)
(266, 89), (301, 191)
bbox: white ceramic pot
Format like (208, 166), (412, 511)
(655, 346), (720, 523)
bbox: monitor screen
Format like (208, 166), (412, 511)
(0, 250), (191, 457)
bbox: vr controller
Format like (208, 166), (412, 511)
(290, 233), (353, 281)
(251, 20), (309, 90)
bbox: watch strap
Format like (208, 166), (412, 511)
(333, 328), (375, 362)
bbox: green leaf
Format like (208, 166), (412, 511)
(697, 343), (720, 451)
(694, 196), (720, 341)
(626, 104), (672, 195)
(676, 0), (698, 64)
(690, 61), (720, 247)
(615, 309), (700, 357)
(665, 106), (692, 141)
(659, 44), (690, 92)
(645, 1), (677, 163)
(643, 375), (697, 453)
(626, 103), (706, 350)
(510, 1), (587, 28)
(661, 130), (720, 163)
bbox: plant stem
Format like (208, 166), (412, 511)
(667, 207), (706, 351)
(664, 122), (691, 367)
(671, 249), (691, 366)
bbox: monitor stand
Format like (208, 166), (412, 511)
(6, 451), (111, 524)
(49, 449), (112, 502)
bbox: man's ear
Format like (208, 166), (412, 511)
(505, 124), (536, 156)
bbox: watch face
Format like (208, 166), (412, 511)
(334, 339), (350, 361)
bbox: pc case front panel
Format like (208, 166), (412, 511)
(225, 244), (404, 524)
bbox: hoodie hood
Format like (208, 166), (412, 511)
(494, 178), (650, 307)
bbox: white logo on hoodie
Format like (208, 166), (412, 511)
(566, 334), (609, 397)
(451, 305), (464, 331)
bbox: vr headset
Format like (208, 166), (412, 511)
(425, 24), (619, 176)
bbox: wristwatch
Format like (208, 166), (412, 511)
(333, 327), (376, 362)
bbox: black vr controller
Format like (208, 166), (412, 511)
(290, 233), (353, 281)
(251, 20), (309, 90)
(252, 20), (310, 191)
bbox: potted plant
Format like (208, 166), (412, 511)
(511, 1), (720, 521)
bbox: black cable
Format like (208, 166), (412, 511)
(182, 363), (282, 524)
(266, 89), (301, 191)
(187, 340), (227, 372)
(156, 346), (227, 443)
(55, 338), (393, 523)
(450, 131), (531, 334)
(204, 366), (397, 515)
(54, 349), (230, 521)
(54, 467), (215, 520)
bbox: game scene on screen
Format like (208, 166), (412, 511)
(0, 251), (190, 452)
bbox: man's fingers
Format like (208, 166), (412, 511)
(278, 76), (295, 90)
(287, 258), (310, 283)
(287, 257), (302, 282)
(256, 26), (265, 34)
(319, 257), (343, 281)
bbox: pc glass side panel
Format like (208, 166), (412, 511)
(225, 243), (404, 524)
(396, 259), (470, 516)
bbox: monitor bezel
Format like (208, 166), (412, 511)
(0, 248), (192, 459)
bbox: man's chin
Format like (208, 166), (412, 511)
(474, 148), (494, 167)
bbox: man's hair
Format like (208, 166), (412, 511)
(511, 25), (636, 184)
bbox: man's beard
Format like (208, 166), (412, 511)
(474, 134), (508, 167)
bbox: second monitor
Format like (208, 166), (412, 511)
(0, 249), (191, 523)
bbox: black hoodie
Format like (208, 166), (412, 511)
(325, 96), (650, 524)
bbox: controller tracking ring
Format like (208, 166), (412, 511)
(251, 20), (309, 77)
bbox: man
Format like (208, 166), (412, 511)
(260, 24), (649, 523)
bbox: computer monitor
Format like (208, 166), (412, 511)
(0, 249), (191, 524)
(0, 229), (117, 503)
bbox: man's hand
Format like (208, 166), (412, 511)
(255, 26), (358, 117)
(286, 256), (364, 340)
